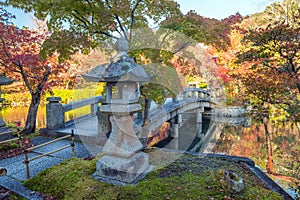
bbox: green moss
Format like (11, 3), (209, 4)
(24, 154), (283, 200)
(8, 193), (27, 200)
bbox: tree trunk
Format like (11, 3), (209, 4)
(22, 93), (41, 134)
(297, 80), (300, 93)
(143, 98), (151, 126)
(263, 117), (274, 174)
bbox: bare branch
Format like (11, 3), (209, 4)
(114, 14), (128, 40)
(72, 10), (90, 28)
(13, 61), (34, 95)
(71, 10), (116, 39)
(159, 29), (175, 47)
(114, 27), (122, 36)
(85, 0), (94, 24)
(92, 30), (118, 39)
(35, 65), (51, 94)
(129, 0), (143, 40)
(173, 41), (192, 55)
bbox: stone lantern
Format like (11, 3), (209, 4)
(0, 75), (13, 134)
(81, 38), (151, 184)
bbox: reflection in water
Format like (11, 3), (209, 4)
(210, 116), (299, 198)
(0, 106), (82, 128)
(0, 106), (46, 128)
(162, 113), (299, 198)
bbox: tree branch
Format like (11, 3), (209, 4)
(92, 30), (118, 39)
(13, 61), (34, 95)
(85, 0), (94, 24)
(173, 41), (192, 55)
(159, 29), (174, 47)
(114, 14), (128, 40)
(35, 65), (51, 94)
(72, 10), (90, 29)
(71, 11), (116, 39)
(0, 60), (9, 68)
(129, 0), (143, 40)
(0, 37), (11, 59)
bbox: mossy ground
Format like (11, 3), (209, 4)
(24, 149), (283, 200)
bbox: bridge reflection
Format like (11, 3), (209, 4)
(153, 113), (251, 154)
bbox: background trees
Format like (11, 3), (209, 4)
(4, 0), (182, 60)
(0, 8), (69, 134)
(162, 11), (243, 50)
(233, 0), (300, 118)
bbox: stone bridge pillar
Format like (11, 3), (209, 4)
(170, 117), (179, 138)
(46, 97), (64, 130)
(196, 111), (203, 138)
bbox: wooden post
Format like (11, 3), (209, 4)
(24, 150), (30, 180)
(71, 129), (75, 157)
(18, 132), (23, 147)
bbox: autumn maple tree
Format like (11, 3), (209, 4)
(162, 11), (243, 50)
(234, 0), (300, 118)
(0, 8), (67, 134)
(3, 0), (181, 60)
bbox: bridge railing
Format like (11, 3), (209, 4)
(182, 88), (210, 100)
(45, 88), (211, 130)
(46, 96), (105, 130)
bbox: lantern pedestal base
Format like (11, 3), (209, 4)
(93, 152), (149, 184)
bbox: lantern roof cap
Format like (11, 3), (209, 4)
(81, 38), (150, 83)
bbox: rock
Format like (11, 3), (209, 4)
(217, 169), (244, 194)
(224, 170), (244, 193)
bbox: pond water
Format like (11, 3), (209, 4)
(161, 113), (299, 199)
(0, 106), (46, 128)
(1, 106), (299, 198)
(0, 106), (83, 128)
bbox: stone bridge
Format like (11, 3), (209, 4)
(42, 87), (216, 147)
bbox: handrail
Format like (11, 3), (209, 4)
(182, 88), (210, 100)
(46, 95), (105, 129)
(23, 130), (75, 180)
(183, 88), (208, 93)
(63, 96), (105, 113)
(0, 131), (22, 146)
(0, 130), (14, 136)
(26, 134), (71, 151)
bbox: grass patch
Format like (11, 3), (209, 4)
(24, 151), (283, 200)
